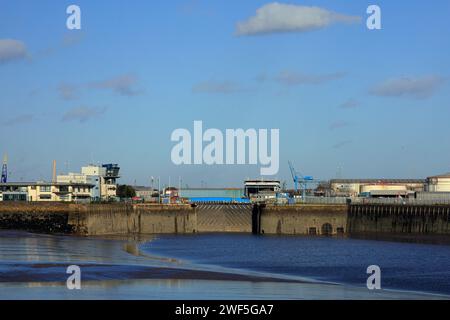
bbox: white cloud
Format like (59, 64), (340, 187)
(2, 114), (33, 126)
(275, 70), (345, 86)
(329, 120), (351, 130)
(333, 140), (352, 149)
(370, 75), (445, 99)
(0, 39), (28, 64)
(236, 2), (361, 36)
(58, 83), (78, 100)
(193, 81), (244, 94)
(339, 98), (360, 109)
(89, 74), (142, 96)
(62, 106), (107, 123)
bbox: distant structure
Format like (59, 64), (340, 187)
(57, 164), (120, 201)
(181, 188), (246, 203)
(330, 179), (425, 197)
(0, 162), (121, 203)
(134, 186), (159, 202)
(52, 160), (57, 183)
(0, 181), (94, 202)
(288, 161), (316, 198)
(1, 154), (7, 183)
(426, 173), (450, 192)
(244, 180), (281, 202)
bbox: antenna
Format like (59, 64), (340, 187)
(52, 160), (57, 183)
(1, 154), (8, 183)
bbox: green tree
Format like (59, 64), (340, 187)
(117, 185), (136, 198)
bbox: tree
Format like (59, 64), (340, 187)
(117, 185), (136, 199)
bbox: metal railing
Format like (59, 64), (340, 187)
(293, 196), (349, 205)
(289, 196), (450, 206)
(350, 197), (450, 205)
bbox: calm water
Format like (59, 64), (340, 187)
(141, 234), (450, 296)
(0, 230), (449, 299)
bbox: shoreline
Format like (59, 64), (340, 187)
(1, 230), (450, 300)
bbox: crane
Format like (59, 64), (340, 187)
(288, 161), (314, 199)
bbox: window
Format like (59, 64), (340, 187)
(39, 194), (52, 200)
(39, 186), (51, 192)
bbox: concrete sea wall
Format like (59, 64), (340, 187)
(348, 204), (450, 236)
(0, 203), (196, 236)
(69, 204), (196, 235)
(0, 202), (78, 233)
(1, 202), (450, 239)
(258, 204), (348, 235)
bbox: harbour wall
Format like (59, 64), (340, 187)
(257, 204), (348, 235)
(0, 202), (449, 238)
(0, 203), (196, 235)
(348, 204), (450, 236)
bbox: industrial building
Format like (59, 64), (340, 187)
(244, 180), (281, 201)
(181, 188), (246, 203)
(0, 181), (94, 202)
(57, 164), (120, 201)
(134, 186), (159, 202)
(330, 179), (425, 197)
(0, 162), (120, 202)
(426, 173), (450, 192)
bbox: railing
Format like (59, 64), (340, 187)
(290, 197), (450, 206)
(350, 197), (450, 205)
(293, 197), (349, 205)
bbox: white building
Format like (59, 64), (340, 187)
(244, 180), (281, 198)
(0, 182), (93, 202)
(426, 173), (450, 192)
(57, 164), (120, 201)
(330, 179), (425, 197)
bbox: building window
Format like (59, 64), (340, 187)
(39, 194), (52, 200)
(39, 186), (51, 192)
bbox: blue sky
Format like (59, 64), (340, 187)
(0, 0), (449, 187)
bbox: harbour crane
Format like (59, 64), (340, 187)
(288, 161), (314, 199)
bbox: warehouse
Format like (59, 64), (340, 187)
(330, 179), (425, 197)
(180, 188), (246, 203)
(426, 173), (450, 192)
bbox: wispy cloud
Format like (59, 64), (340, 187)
(2, 114), (34, 126)
(275, 70), (345, 86)
(36, 32), (85, 59)
(0, 39), (28, 64)
(329, 120), (351, 130)
(62, 106), (107, 123)
(193, 81), (245, 94)
(58, 74), (142, 99)
(89, 74), (142, 96)
(58, 83), (78, 100)
(333, 140), (352, 149)
(370, 75), (445, 99)
(339, 98), (360, 109)
(62, 32), (85, 47)
(236, 2), (361, 36)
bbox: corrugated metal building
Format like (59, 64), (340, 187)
(181, 188), (245, 198)
(180, 188), (245, 202)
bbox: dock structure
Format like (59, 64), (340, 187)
(0, 202), (449, 239)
